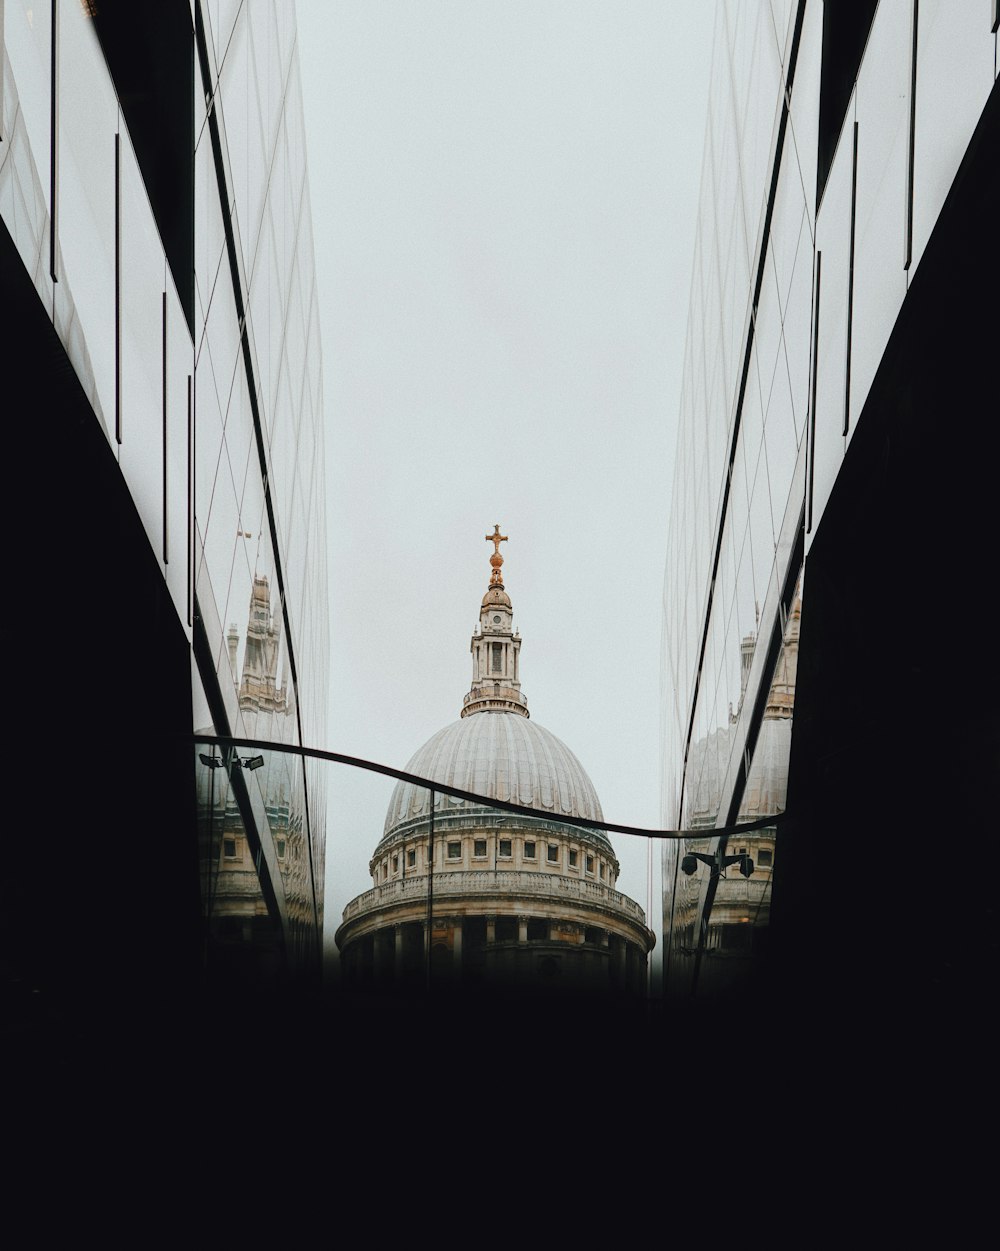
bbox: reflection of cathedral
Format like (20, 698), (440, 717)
(671, 598), (799, 989)
(200, 575), (309, 969)
(228, 575), (288, 719)
(336, 531), (655, 996)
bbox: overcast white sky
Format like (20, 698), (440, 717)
(296, 2), (716, 970)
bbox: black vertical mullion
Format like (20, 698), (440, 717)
(49, 0), (58, 283)
(845, 121), (859, 437)
(807, 251), (822, 534)
(114, 129), (121, 445)
(162, 291), (168, 564)
(905, 0), (919, 271)
(1, 0), (6, 143)
(187, 374), (193, 626)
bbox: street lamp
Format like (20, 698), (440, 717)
(199, 752), (265, 771)
(681, 850), (755, 878)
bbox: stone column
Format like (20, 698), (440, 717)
(613, 936), (626, 985)
(518, 916), (528, 943)
(453, 920), (463, 972)
(375, 928), (394, 982)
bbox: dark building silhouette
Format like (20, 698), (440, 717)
(661, 2), (1000, 1049)
(2, 3), (328, 1053)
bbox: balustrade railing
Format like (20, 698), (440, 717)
(341, 868), (646, 923)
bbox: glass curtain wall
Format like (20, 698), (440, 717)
(662, 0), (999, 1002)
(1, 1), (328, 987)
(661, 0), (815, 1000)
(193, 1), (328, 979)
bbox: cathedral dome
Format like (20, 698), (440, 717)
(376, 528), (610, 850)
(336, 528), (653, 997)
(382, 712), (605, 840)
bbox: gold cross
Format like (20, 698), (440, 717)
(486, 525), (508, 555)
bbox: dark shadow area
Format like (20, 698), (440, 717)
(1, 217), (201, 1061)
(771, 72), (1000, 1054)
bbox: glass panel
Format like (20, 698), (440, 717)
(768, 137), (808, 326)
(198, 334), (244, 677)
(246, 199), (274, 414)
(202, 218), (242, 418)
(763, 326), (799, 543)
(210, 1), (247, 83)
(769, 0), (797, 65)
(723, 586), (744, 728)
(3, 0), (51, 221)
(812, 92), (854, 528)
(245, 5), (273, 266)
(165, 284), (194, 623)
(754, 254), (782, 447)
(217, 9), (251, 265)
(786, 0), (822, 229)
(56, 0), (118, 439)
(911, 0), (994, 276)
(781, 231), (814, 447)
(1, 3), (53, 309)
(717, 516), (737, 693)
(746, 355), (777, 607)
(740, 2), (782, 262)
(733, 507), (757, 699)
(194, 127), (227, 345)
(721, 203), (752, 415)
(194, 326), (226, 578)
(851, 0), (909, 437)
(118, 131), (166, 558)
(728, 430), (750, 544)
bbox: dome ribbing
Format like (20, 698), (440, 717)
(382, 712), (605, 839)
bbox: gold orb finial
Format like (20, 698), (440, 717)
(485, 524), (508, 585)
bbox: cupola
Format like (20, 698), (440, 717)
(462, 524), (528, 718)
